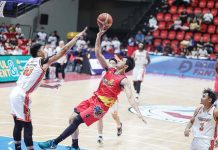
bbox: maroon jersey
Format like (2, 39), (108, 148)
(94, 68), (126, 107)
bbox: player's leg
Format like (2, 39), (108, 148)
(69, 113), (80, 149)
(38, 96), (108, 149)
(133, 81), (137, 92)
(136, 81), (142, 94)
(97, 118), (103, 143)
(135, 69), (144, 100)
(133, 68), (138, 95)
(55, 63), (60, 80)
(61, 64), (65, 80)
(111, 102), (122, 136)
(13, 117), (23, 150)
(112, 111), (122, 136)
(38, 114), (84, 149)
(10, 89), (25, 150)
(23, 121), (34, 150)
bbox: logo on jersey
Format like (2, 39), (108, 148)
(129, 105), (195, 123)
(93, 106), (105, 118)
(102, 77), (114, 86)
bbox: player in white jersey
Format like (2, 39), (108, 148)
(132, 43), (150, 100)
(97, 58), (123, 144)
(10, 27), (87, 150)
(184, 88), (218, 150)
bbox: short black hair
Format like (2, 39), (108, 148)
(203, 88), (217, 104)
(125, 57), (135, 72)
(30, 43), (42, 58)
(109, 58), (117, 64)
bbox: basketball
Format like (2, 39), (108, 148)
(97, 13), (113, 31)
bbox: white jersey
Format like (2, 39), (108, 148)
(134, 50), (148, 68)
(16, 57), (45, 94)
(192, 106), (217, 140)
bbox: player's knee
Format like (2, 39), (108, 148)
(72, 114), (84, 126)
(112, 112), (118, 119)
(69, 113), (77, 124)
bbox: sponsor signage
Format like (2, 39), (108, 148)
(0, 55), (30, 82)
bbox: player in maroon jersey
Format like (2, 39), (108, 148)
(38, 29), (146, 150)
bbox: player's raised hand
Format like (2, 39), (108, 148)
(76, 27), (88, 38)
(184, 129), (191, 137)
(97, 28), (106, 37)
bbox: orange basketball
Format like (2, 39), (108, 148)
(97, 13), (113, 31)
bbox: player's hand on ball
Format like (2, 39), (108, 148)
(184, 129), (190, 137)
(97, 29), (106, 37)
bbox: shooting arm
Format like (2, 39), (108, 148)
(95, 31), (109, 69)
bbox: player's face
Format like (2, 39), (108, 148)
(109, 60), (117, 68)
(139, 44), (144, 50)
(201, 93), (211, 105)
(116, 58), (127, 70)
(37, 46), (47, 58)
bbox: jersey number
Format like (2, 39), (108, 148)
(23, 66), (34, 76)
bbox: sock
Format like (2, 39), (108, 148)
(15, 143), (21, 150)
(72, 139), (79, 147)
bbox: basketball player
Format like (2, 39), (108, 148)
(132, 42), (150, 100)
(184, 88), (218, 150)
(38, 29), (146, 150)
(97, 58), (122, 144)
(10, 27), (87, 150)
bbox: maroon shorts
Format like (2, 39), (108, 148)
(74, 95), (109, 126)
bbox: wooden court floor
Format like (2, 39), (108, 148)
(0, 74), (217, 150)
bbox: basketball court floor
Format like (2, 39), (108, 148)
(0, 73), (217, 150)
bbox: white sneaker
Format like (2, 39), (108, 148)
(135, 93), (139, 99)
(97, 136), (103, 144)
(60, 79), (64, 82)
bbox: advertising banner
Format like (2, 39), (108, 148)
(147, 56), (216, 80)
(0, 55), (30, 82)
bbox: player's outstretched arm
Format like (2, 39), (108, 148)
(43, 27), (87, 70)
(40, 83), (61, 89)
(121, 78), (146, 124)
(184, 106), (201, 137)
(95, 30), (109, 69)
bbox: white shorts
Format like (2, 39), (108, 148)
(10, 86), (32, 122)
(133, 67), (145, 81)
(189, 138), (214, 150)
